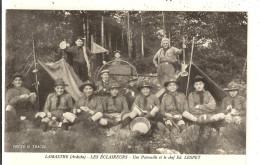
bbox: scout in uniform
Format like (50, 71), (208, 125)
(161, 78), (187, 132)
(182, 75), (225, 124)
(103, 81), (129, 126)
(5, 73), (37, 131)
(95, 69), (114, 109)
(71, 80), (106, 126)
(153, 38), (185, 85)
(124, 77), (138, 109)
(37, 78), (73, 131)
(95, 69), (113, 96)
(60, 36), (93, 81)
(222, 82), (246, 124)
(121, 80), (160, 128)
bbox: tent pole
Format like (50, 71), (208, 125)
(32, 33), (40, 107)
(185, 37), (195, 96)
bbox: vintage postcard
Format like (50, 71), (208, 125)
(2, 0), (259, 165)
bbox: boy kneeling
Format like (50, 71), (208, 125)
(222, 82), (246, 124)
(36, 78), (73, 131)
(161, 78), (187, 132)
(183, 75), (225, 124)
(121, 80), (160, 128)
(103, 81), (129, 127)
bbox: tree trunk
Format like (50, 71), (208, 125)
(162, 11), (166, 37)
(101, 15), (105, 60)
(86, 14), (90, 48)
(127, 11), (132, 58)
(122, 30), (124, 52)
(108, 28), (112, 52)
(141, 13), (144, 58)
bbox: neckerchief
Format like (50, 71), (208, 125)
(56, 95), (61, 109)
(196, 91), (204, 105)
(170, 92), (178, 110)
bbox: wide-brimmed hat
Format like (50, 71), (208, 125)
(11, 73), (25, 81)
(192, 75), (205, 84)
(127, 77), (138, 83)
(114, 50), (121, 54)
(137, 80), (153, 91)
(223, 82), (239, 91)
(100, 69), (110, 75)
(164, 78), (180, 87)
(54, 78), (69, 87)
(108, 81), (121, 90)
(79, 80), (97, 92)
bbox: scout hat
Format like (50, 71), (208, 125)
(223, 82), (239, 91)
(108, 81), (121, 90)
(12, 72), (25, 81)
(164, 78), (180, 87)
(127, 77), (138, 83)
(100, 69), (110, 75)
(192, 75), (205, 84)
(114, 50), (121, 54)
(79, 80), (97, 92)
(54, 78), (69, 87)
(137, 80), (153, 91)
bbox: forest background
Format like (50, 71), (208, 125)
(5, 11), (247, 107)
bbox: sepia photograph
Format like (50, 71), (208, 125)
(4, 10), (247, 155)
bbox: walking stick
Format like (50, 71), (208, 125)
(185, 37), (195, 96)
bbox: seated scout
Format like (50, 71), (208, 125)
(182, 75), (225, 124)
(71, 80), (106, 126)
(222, 81), (246, 124)
(37, 78), (73, 131)
(5, 73), (36, 130)
(161, 78), (187, 132)
(103, 81), (129, 126)
(121, 80), (160, 128)
(124, 77), (138, 108)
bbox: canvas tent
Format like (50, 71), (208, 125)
(38, 59), (83, 101)
(156, 64), (227, 107)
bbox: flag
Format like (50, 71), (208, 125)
(91, 42), (109, 54)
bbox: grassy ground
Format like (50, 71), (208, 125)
(5, 119), (246, 154)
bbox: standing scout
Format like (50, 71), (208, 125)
(95, 70), (113, 96)
(183, 75), (225, 123)
(5, 73), (36, 131)
(72, 80), (106, 126)
(60, 37), (93, 81)
(38, 78), (73, 131)
(153, 38), (186, 86)
(103, 81), (129, 126)
(121, 80), (160, 128)
(161, 78), (187, 132)
(222, 82), (246, 124)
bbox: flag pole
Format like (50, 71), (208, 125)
(185, 37), (195, 96)
(83, 16), (92, 77)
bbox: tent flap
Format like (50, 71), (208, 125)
(38, 59), (83, 101)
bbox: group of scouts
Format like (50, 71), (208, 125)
(5, 69), (246, 134)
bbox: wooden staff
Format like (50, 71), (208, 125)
(185, 37), (195, 96)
